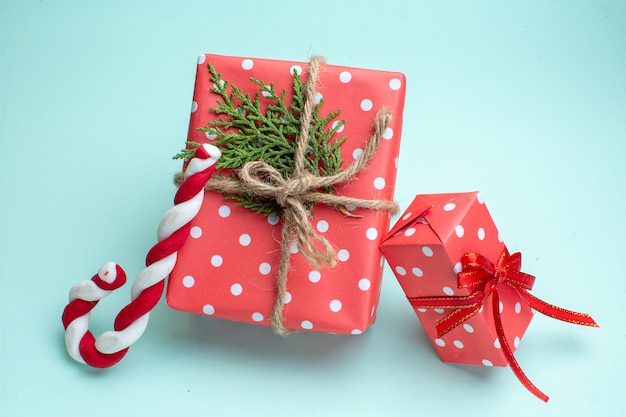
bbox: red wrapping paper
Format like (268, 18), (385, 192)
(167, 54), (406, 334)
(380, 192), (534, 366)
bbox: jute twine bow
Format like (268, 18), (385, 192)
(176, 56), (399, 336)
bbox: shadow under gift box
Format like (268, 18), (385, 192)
(167, 54), (406, 334)
(379, 191), (534, 366)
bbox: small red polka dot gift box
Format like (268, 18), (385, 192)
(166, 54), (406, 335)
(380, 191), (530, 366)
(379, 191), (598, 401)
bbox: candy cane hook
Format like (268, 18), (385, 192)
(62, 144), (220, 368)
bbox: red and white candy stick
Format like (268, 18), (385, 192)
(62, 144), (220, 368)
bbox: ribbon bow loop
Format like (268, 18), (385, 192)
(458, 249), (536, 291)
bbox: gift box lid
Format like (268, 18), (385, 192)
(383, 192), (497, 252)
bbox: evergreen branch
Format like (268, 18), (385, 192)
(175, 62), (347, 216)
(173, 141), (201, 160)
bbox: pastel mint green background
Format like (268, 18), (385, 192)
(1, 1), (624, 415)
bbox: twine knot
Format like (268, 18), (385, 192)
(239, 161), (317, 208)
(237, 159), (339, 270)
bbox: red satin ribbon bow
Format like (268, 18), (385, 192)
(408, 247), (598, 402)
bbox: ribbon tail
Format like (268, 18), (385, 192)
(408, 290), (490, 337)
(515, 288), (599, 327)
(493, 290), (549, 402)
(435, 306), (481, 337)
(408, 289), (486, 310)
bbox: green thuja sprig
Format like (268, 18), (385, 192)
(175, 62), (346, 216)
(172, 141), (201, 160)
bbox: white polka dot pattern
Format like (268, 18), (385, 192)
(388, 78), (402, 90)
(218, 205), (230, 218)
(339, 71), (351, 83)
(360, 99), (373, 111)
(366, 227), (378, 240)
(290, 65), (302, 75)
(308, 270), (321, 283)
(210, 255), (222, 267)
(337, 249), (350, 262)
(332, 120), (345, 133)
(316, 220), (329, 233)
(329, 300), (342, 312)
(239, 233), (251, 246)
(241, 59), (254, 70)
(258, 262), (271, 275)
(358, 278), (371, 291)
(379, 191), (535, 367)
(167, 54), (406, 335)
(182, 275), (195, 288)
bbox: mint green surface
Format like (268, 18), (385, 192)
(1, 1), (624, 415)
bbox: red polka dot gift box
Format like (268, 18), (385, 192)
(379, 191), (597, 401)
(380, 191), (530, 366)
(166, 54), (406, 335)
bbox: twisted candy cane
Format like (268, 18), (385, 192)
(62, 144), (221, 368)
